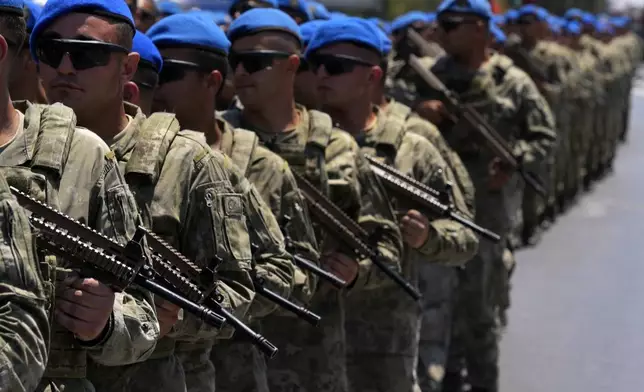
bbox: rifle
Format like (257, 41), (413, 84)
(293, 173), (422, 301)
(408, 54), (547, 198)
(249, 244), (321, 326)
(365, 156), (501, 243)
(10, 187), (279, 358)
(282, 215), (347, 290)
(406, 28), (445, 58)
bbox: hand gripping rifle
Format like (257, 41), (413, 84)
(365, 156), (501, 243)
(10, 186), (279, 358)
(281, 215), (347, 289)
(293, 173), (422, 301)
(408, 54), (547, 198)
(249, 243), (321, 326)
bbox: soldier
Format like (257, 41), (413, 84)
(276, 0), (312, 24)
(0, 170), (49, 392)
(32, 3), (288, 392)
(0, 0), (162, 390)
(228, 0), (277, 21)
(124, 30), (161, 115)
(303, 17), (479, 392)
(293, 19), (325, 110)
(145, 12), (314, 392)
(134, 0), (158, 33)
(413, 1), (556, 391)
(222, 8), (403, 392)
(8, 0), (46, 103)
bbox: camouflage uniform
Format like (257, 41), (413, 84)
(613, 31), (643, 141)
(346, 106), (479, 392)
(414, 53), (556, 392)
(211, 117), (319, 392)
(0, 102), (158, 392)
(0, 172), (49, 392)
(103, 103), (291, 392)
(222, 105), (403, 392)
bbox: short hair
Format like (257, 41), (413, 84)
(107, 19), (135, 50)
(0, 13), (26, 49)
(193, 49), (229, 82)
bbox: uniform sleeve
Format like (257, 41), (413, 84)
(350, 148), (404, 291)
(513, 74), (558, 175)
(223, 157), (294, 320)
(0, 184), (49, 392)
(86, 155), (159, 366)
(409, 141), (479, 266)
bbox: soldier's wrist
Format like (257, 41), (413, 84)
(77, 312), (115, 348)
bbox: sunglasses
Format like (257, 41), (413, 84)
(297, 57), (310, 73)
(438, 18), (479, 33)
(158, 58), (212, 85)
(229, 50), (291, 74)
(36, 38), (129, 70)
(306, 53), (375, 76)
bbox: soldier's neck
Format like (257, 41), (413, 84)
(79, 103), (128, 141)
(195, 116), (219, 148)
(453, 48), (490, 71)
(0, 94), (19, 146)
(241, 100), (299, 134)
(325, 100), (375, 135)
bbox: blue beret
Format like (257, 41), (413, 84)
(227, 8), (301, 43)
(492, 14), (505, 25)
(595, 19), (614, 35)
(306, 17), (387, 57)
(307, 1), (330, 20)
(375, 22), (391, 55)
(563, 20), (581, 36)
(610, 16), (628, 28)
(437, 0), (492, 20)
(329, 11), (348, 19)
(133, 30), (162, 73)
(276, 0), (312, 22)
(189, 10), (231, 26)
(30, 0), (135, 61)
(390, 11), (427, 33)
(426, 13), (436, 23)
(505, 9), (519, 22)
(518, 5), (549, 21)
(564, 8), (583, 20)
(157, 1), (182, 16)
(229, 0), (278, 12)
(147, 12), (231, 55)
(581, 12), (596, 25)
(0, 0), (24, 15)
(24, 0), (42, 32)
(489, 22), (506, 44)
(300, 19), (325, 46)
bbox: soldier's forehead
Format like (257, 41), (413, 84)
(44, 12), (117, 40)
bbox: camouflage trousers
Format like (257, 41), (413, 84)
(126, 355), (187, 392)
(417, 265), (458, 392)
(446, 237), (506, 392)
(36, 379), (96, 392)
(346, 354), (421, 392)
(263, 292), (349, 392)
(175, 340), (215, 392)
(211, 335), (269, 392)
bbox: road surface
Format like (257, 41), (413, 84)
(500, 91), (644, 392)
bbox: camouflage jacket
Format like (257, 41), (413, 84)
(217, 117), (319, 309)
(0, 172), (49, 392)
(416, 53), (556, 232)
(221, 105), (403, 292)
(0, 101), (158, 388)
(109, 103), (292, 343)
(383, 98), (476, 216)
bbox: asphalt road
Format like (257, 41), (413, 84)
(499, 93), (644, 392)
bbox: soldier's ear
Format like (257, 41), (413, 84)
(207, 69), (224, 94)
(123, 52), (140, 83)
(123, 81), (140, 106)
(368, 65), (383, 85)
(286, 54), (301, 73)
(0, 35), (9, 68)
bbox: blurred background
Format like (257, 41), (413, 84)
(29, 0), (644, 28)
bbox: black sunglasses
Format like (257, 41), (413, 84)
(158, 58), (212, 85)
(306, 53), (375, 76)
(36, 38), (129, 70)
(229, 50), (291, 74)
(438, 17), (479, 33)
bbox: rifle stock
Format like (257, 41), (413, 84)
(406, 28), (445, 58)
(11, 187), (279, 358)
(365, 156), (501, 243)
(293, 172), (421, 301)
(408, 54), (547, 198)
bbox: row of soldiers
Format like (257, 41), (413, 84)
(0, 1), (639, 392)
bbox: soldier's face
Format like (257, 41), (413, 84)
(37, 13), (138, 127)
(153, 48), (214, 120)
(231, 33), (300, 111)
(309, 43), (381, 109)
(294, 59), (319, 109)
(135, 0), (158, 33)
(437, 14), (483, 55)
